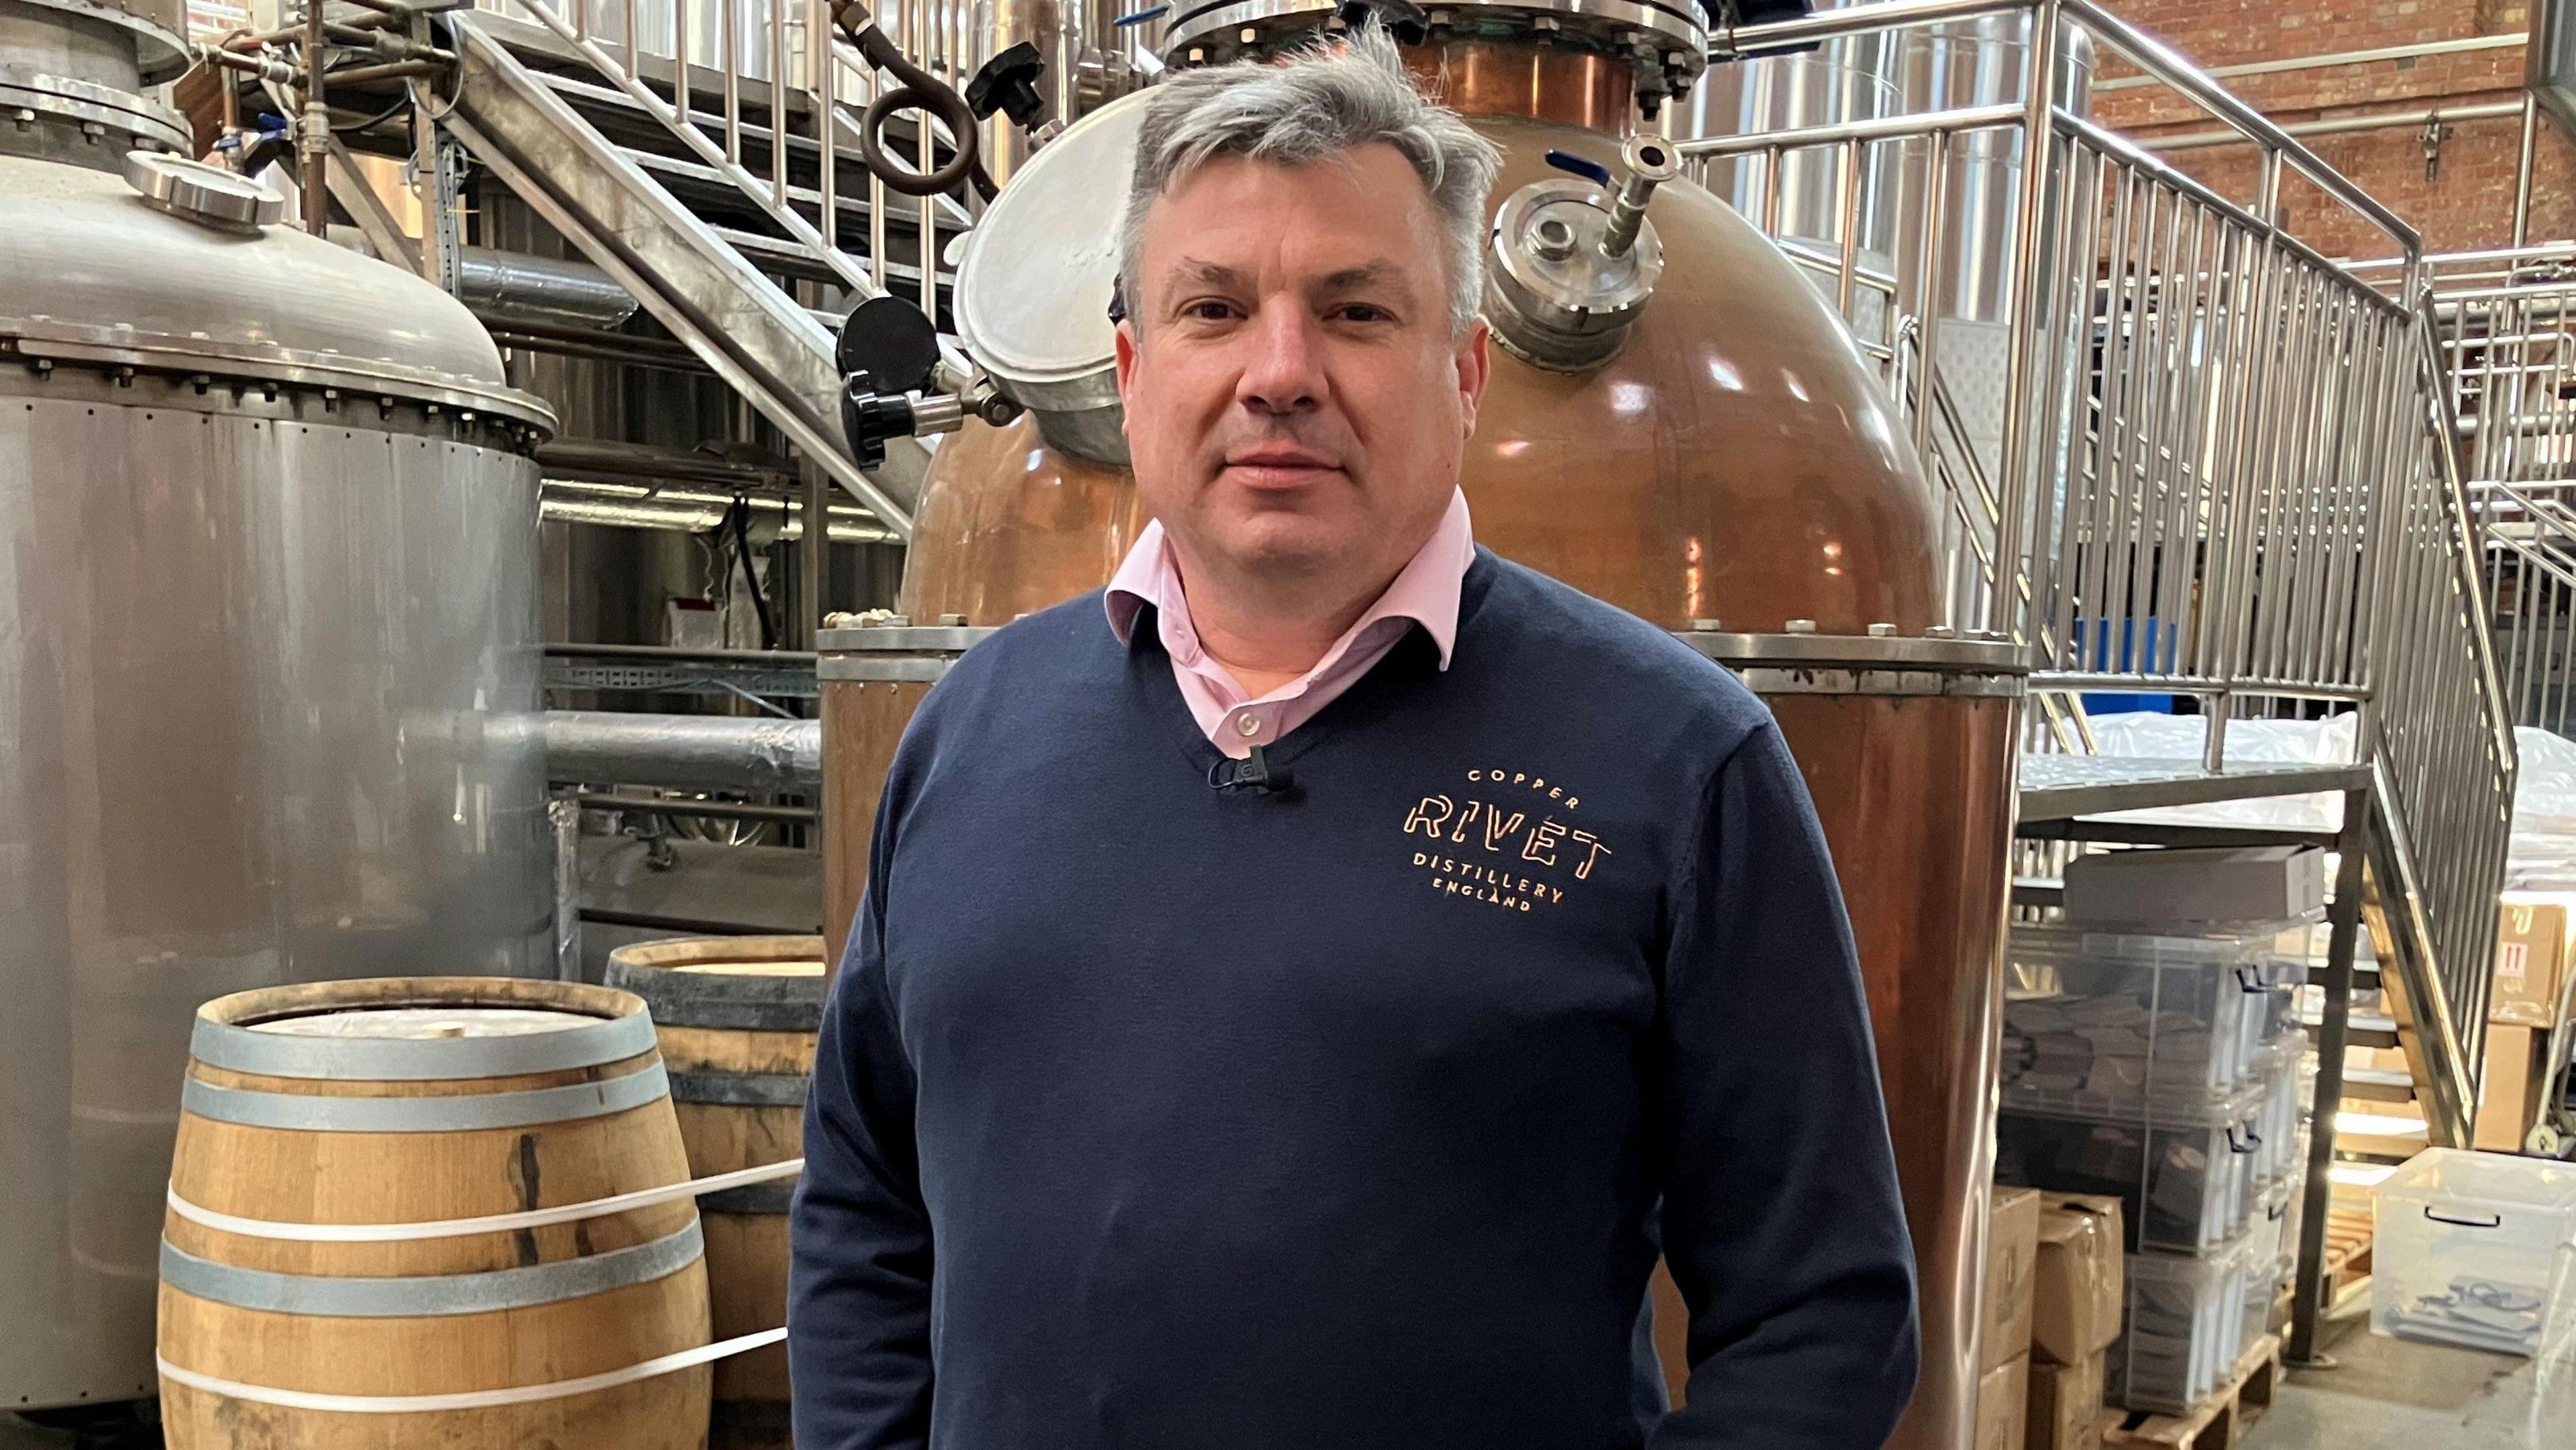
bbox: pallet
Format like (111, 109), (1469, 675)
(2322, 1207), (2374, 1308)
(2100, 1333), (2282, 1450)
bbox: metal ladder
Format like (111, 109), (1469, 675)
(438, 1), (994, 538)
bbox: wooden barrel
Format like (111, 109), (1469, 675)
(606, 936), (824, 1450)
(158, 976), (712, 1449)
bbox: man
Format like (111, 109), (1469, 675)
(791, 28), (1917, 1449)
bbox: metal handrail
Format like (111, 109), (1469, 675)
(498, 0), (881, 297)
(2415, 290), (2522, 770)
(1721, 0), (2420, 252)
(1702, 0), (2508, 1138)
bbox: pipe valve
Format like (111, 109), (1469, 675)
(837, 296), (1022, 468)
(1482, 142), (1674, 373)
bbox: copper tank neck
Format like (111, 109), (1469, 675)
(1401, 38), (1636, 136)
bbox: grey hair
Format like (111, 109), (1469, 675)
(1117, 25), (1504, 337)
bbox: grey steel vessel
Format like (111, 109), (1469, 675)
(0, 0), (556, 1408)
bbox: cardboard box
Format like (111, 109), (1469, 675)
(2025, 1353), (2104, 1450)
(2031, 1192), (2125, 1366)
(2061, 845), (2325, 925)
(1985, 1186), (2043, 1371)
(2475, 1023), (2546, 1153)
(1976, 1353), (2031, 1450)
(2491, 894), (2573, 1028)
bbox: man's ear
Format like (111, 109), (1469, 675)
(1115, 316), (1140, 402)
(1454, 319), (1491, 437)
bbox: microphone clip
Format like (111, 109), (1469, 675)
(1210, 745), (1295, 796)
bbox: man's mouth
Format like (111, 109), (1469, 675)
(1222, 448), (1341, 489)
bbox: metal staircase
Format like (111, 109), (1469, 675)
(436, 0), (1000, 536)
(1697, 0), (2518, 1155)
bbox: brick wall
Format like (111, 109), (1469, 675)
(2096, 1), (2571, 259)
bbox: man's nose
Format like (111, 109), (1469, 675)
(1236, 307), (1327, 416)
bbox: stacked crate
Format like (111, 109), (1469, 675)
(1996, 914), (2319, 1416)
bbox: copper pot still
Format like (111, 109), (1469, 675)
(820, 14), (2015, 1450)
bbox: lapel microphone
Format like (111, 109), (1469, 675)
(1210, 745), (1295, 796)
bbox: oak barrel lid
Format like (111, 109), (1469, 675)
(605, 935), (827, 1033)
(191, 976), (656, 1080)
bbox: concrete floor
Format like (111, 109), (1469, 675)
(2249, 1301), (2565, 1450)
(7, 1307), (2563, 1449)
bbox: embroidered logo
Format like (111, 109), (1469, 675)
(1401, 769), (1613, 912)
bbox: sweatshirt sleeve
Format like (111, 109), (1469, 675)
(789, 788), (934, 1449)
(1647, 721), (1919, 1448)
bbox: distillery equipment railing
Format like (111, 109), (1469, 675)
(2359, 244), (2576, 740)
(1696, 0), (2513, 1150)
(470, 0), (1144, 304)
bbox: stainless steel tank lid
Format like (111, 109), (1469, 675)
(1163, 0), (1708, 79)
(123, 150), (285, 231)
(951, 89), (1150, 416)
(0, 65), (191, 152)
(0, 152), (554, 432)
(15, 0), (192, 83)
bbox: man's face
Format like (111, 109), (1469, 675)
(1115, 144), (1490, 588)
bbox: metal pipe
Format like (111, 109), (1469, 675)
(544, 709), (824, 791)
(547, 643), (820, 666)
(1678, 101), (2025, 156)
(455, 248), (641, 328)
(581, 908), (817, 936)
(2148, 99), (2523, 152)
(325, 57), (448, 86)
(539, 480), (900, 543)
(486, 328), (712, 372)
(2517, 92), (2539, 249)
(538, 437), (791, 488)
(2094, 32), (2523, 93)
(575, 791), (819, 823)
(301, 0), (329, 234)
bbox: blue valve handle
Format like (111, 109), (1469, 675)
(1543, 150), (1613, 187)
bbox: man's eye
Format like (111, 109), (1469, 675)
(1335, 304), (1395, 323)
(1182, 300), (1237, 321)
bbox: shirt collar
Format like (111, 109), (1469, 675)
(1104, 488), (1475, 670)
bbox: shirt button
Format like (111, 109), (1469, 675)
(1234, 712), (1263, 738)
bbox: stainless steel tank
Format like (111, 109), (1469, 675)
(0, 0), (556, 1409)
(821, 8), (2027, 1449)
(1687, 3), (2093, 482)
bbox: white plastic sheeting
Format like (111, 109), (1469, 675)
(2056, 712), (2576, 890)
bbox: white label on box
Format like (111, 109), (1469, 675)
(2498, 940), (2528, 988)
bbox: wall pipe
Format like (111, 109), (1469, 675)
(544, 710), (823, 790)
(2147, 98), (2523, 151)
(2093, 32), (2524, 93)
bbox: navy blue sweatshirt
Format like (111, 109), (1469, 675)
(790, 551), (1918, 1449)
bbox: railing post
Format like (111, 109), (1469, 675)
(551, 793), (586, 984)
(2286, 785), (2367, 1367)
(1991, 0), (2062, 643)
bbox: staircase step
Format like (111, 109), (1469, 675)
(708, 223), (936, 293)
(539, 68), (972, 231)
(2304, 958), (2381, 989)
(2339, 1067), (2418, 1102)
(2306, 1013), (2400, 1049)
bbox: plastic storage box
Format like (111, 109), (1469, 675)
(1998, 1086), (2263, 1253)
(2108, 1237), (2255, 1414)
(2002, 918), (2318, 1116)
(2374, 1148), (2576, 1356)
(2248, 1043), (2313, 1191)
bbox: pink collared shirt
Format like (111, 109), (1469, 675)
(1104, 490), (1475, 759)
